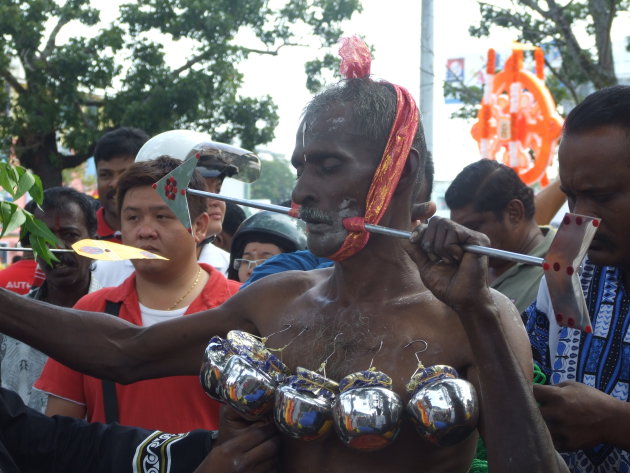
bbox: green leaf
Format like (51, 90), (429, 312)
(15, 170), (35, 200)
(0, 201), (15, 238)
(1, 204), (26, 237)
(29, 233), (58, 267)
(0, 163), (15, 195)
(27, 217), (60, 244)
(30, 174), (44, 204)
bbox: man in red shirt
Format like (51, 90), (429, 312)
(93, 127), (149, 243)
(0, 254), (38, 295)
(35, 156), (241, 432)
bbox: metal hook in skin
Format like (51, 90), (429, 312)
(258, 324), (293, 344)
(403, 339), (429, 377)
(368, 340), (384, 371)
(267, 325), (309, 360)
(318, 332), (344, 379)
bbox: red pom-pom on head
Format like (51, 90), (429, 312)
(339, 36), (372, 79)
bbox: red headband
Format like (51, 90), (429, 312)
(327, 37), (419, 262)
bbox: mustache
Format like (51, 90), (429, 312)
(298, 207), (335, 225)
(40, 252), (78, 270)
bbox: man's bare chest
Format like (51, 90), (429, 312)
(258, 297), (472, 395)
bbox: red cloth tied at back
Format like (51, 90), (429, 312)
(326, 37), (419, 262)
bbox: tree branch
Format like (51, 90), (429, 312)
(543, 58), (580, 104)
(61, 152), (91, 170)
(544, 0), (609, 88)
(40, 16), (70, 61)
(171, 42), (303, 77)
(238, 42), (303, 56)
(171, 50), (214, 76)
(0, 69), (26, 94)
(514, 0), (549, 18)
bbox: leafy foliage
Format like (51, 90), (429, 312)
(250, 154), (296, 205)
(0, 0), (361, 187)
(447, 0), (629, 116)
(0, 161), (59, 265)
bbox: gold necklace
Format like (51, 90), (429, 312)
(167, 267), (202, 311)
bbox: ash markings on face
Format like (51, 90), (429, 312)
(327, 116), (346, 133)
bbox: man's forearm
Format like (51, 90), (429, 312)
(0, 288), (212, 382)
(604, 397), (630, 451)
(0, 289), (143, 382)
(461, 299), (568, 473)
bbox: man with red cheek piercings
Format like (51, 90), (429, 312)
(0, 38), (565, 472)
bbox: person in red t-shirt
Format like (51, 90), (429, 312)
(36, 156), (241, 432)
(93, 127), (149, 243)
(0, 253), (41, 295)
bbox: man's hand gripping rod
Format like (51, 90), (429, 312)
(155, 157), (600, 332)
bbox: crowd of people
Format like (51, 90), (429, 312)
(0, 61), (627, 472)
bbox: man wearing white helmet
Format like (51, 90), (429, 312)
(93, 130), (261, 287)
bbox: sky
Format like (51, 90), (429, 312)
(61, 0), (630, 186)
(237, 0), (513, 181)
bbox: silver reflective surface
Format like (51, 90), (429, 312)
(221, 355), (277, 420)
(333, 386), (403, 451)
(406, 377), (479, 446)
(187, 141), (261, 183)
(199, 337), (232, 401)
(274, 384), (335, 441)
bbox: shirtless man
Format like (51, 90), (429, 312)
(0, 77), (564, 472)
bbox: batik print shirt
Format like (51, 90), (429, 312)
(525, 260), (630, 472)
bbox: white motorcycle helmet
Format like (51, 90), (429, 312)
(135, 130), (260, 183)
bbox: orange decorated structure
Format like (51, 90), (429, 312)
(470, 46), (563, 186)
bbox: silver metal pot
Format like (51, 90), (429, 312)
(199, 336), (233, 401)
(274, 367), (339, 441)
(332, 370), (403, 450)
(405, 365), (479, 446)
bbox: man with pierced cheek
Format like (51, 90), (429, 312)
(0, 39), (565, 472)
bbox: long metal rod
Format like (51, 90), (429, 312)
(364, 223), (544, 266)
(0, 247), (74, 253)
(187, 189), (293, 215)
(187, 189), (544, 266)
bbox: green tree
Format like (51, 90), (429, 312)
(447, 0), (629, 118)
(250, 153), (295, 204)
(0, 0), (361, 188)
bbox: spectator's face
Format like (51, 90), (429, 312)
(120, 185), (206, 276)
(236, 241), (283, 282)
(559, 126), (630, 269)
(450, 205), (511, 269)
(96, 155), (134, 218)
(204, 177), (226, 237)
(290, 103), (380, 256)
(35, 202), (92, 287)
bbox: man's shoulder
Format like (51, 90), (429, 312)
(195, 263), (241, 308)
(73, 282), (130, 310)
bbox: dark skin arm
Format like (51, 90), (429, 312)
(535, 382), (630, 453)
(534, 178), (566, 225)
(408, 216), (567, 473)
(194, 406), (280, 473)
(0, 287), (258, 383)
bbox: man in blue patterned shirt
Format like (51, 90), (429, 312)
(525, 85), (630, 472)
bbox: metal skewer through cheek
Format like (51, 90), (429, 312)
(161, 159), (599, 332)
(185, 188), (543, 267)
